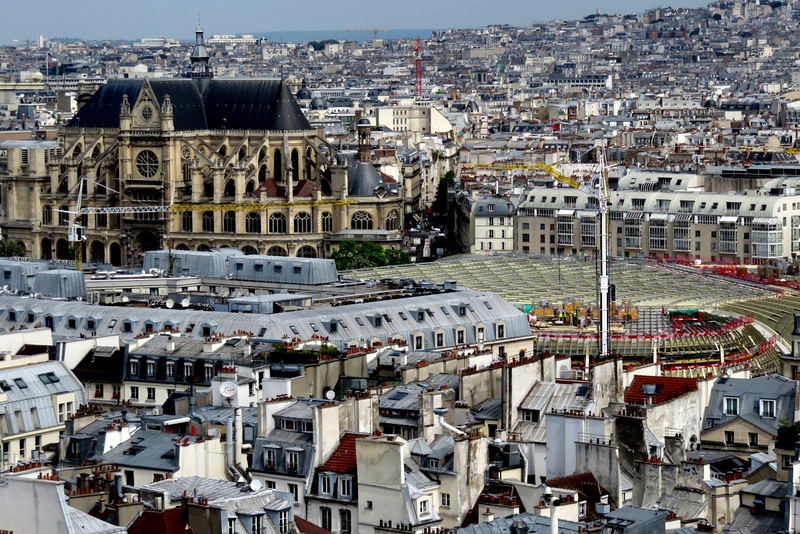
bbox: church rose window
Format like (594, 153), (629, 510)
(136, 150), (159, 178)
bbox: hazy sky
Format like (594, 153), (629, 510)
(1, 0), (711, 43)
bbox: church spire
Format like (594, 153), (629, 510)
(186, 23), (212, 79)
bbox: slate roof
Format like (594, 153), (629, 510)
(457, 513), (593, 534)
(0, 290), (530, 351)
(0, 361), (87, 436)
(100, 430), (190, 471)
(68, 78), (311, 131)
(68, 506), (128, 534)
(702, 374), (795, 434)
(349, 161), (386, 197)
(471, 398), (502, 421)
(724, 507), (785, 534)
(740, 479), (787, 499)
(318, 432), (368, 474)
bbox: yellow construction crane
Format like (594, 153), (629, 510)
(69, 196), (356, 271)
(463, 162), (583, 189)
(77, 198), (356, 216)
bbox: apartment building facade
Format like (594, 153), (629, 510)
(515, 187), (800, 262)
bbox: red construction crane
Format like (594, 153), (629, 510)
(414, 36), (422, 96)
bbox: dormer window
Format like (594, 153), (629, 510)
(321, 474), (332, 494)
(760, 399), (775, 418)
(130, 361), (139, 376)
(265, 448), (276, 468)
(340, 478), (352, 498)
(428, 458), (439, 469)
(419, 499), (429, 515)
(287, 451), (299, 471)
(724, 397), (739, 416)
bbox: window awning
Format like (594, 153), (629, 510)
(578, 210), (598, 218)
(556, 209), (575, 217)
(720, 216), (739, 223)
(673, 213), (693, 221)
(753, 217), (780, 225)
(649, 213), (668, 221)
(624, 211), (644, 220)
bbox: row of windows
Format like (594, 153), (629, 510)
(178, 210), (399, 233)
(724, 397), (775, 418)
(320, 507), (351, 533)
(2, 435), (43, 463)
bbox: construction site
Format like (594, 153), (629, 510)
(345, 254), (790, 379)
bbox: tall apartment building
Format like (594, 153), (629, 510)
(515, 187), (799, 263)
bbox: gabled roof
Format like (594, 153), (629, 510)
(318, 432), (368, 474)
(624, 375), (698, 405)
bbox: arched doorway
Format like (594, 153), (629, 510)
(242, 245), (258, 255)
(197, 244), (210, 251)
(137, 231), (160, 254)
(90, 241), (105, 263)
(109, 243), (121, 266)
(176, 243), (190, 251)
(40, 238), (52, 260)
(56, 239), (70, 260)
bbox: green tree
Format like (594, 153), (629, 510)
(0, 240), (25, 257)
(331, 241), (388, 270)
(385, 249), (412, 266)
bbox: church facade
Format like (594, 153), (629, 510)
(1, 26), (403, 266)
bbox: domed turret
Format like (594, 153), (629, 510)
(296, 80), (312, 101)
(309, 96), (327, 110)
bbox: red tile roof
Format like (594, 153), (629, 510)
(128, 508), (193, 534)
(296, 516), (332, 534)
(318, 432), (368, 474)
(293, 180), (315, 197)
(624, 375), (698, 406)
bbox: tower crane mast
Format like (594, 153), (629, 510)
(414, 37), (423, 96)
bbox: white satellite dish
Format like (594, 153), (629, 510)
(325, 390), (336, 401)
(219, 381), (237, 398)
(249, 479), (262, 492)
(165, 298), (174, 309)
(181, 298), (190, 308)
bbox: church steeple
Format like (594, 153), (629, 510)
(186, 23), (212, 79)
